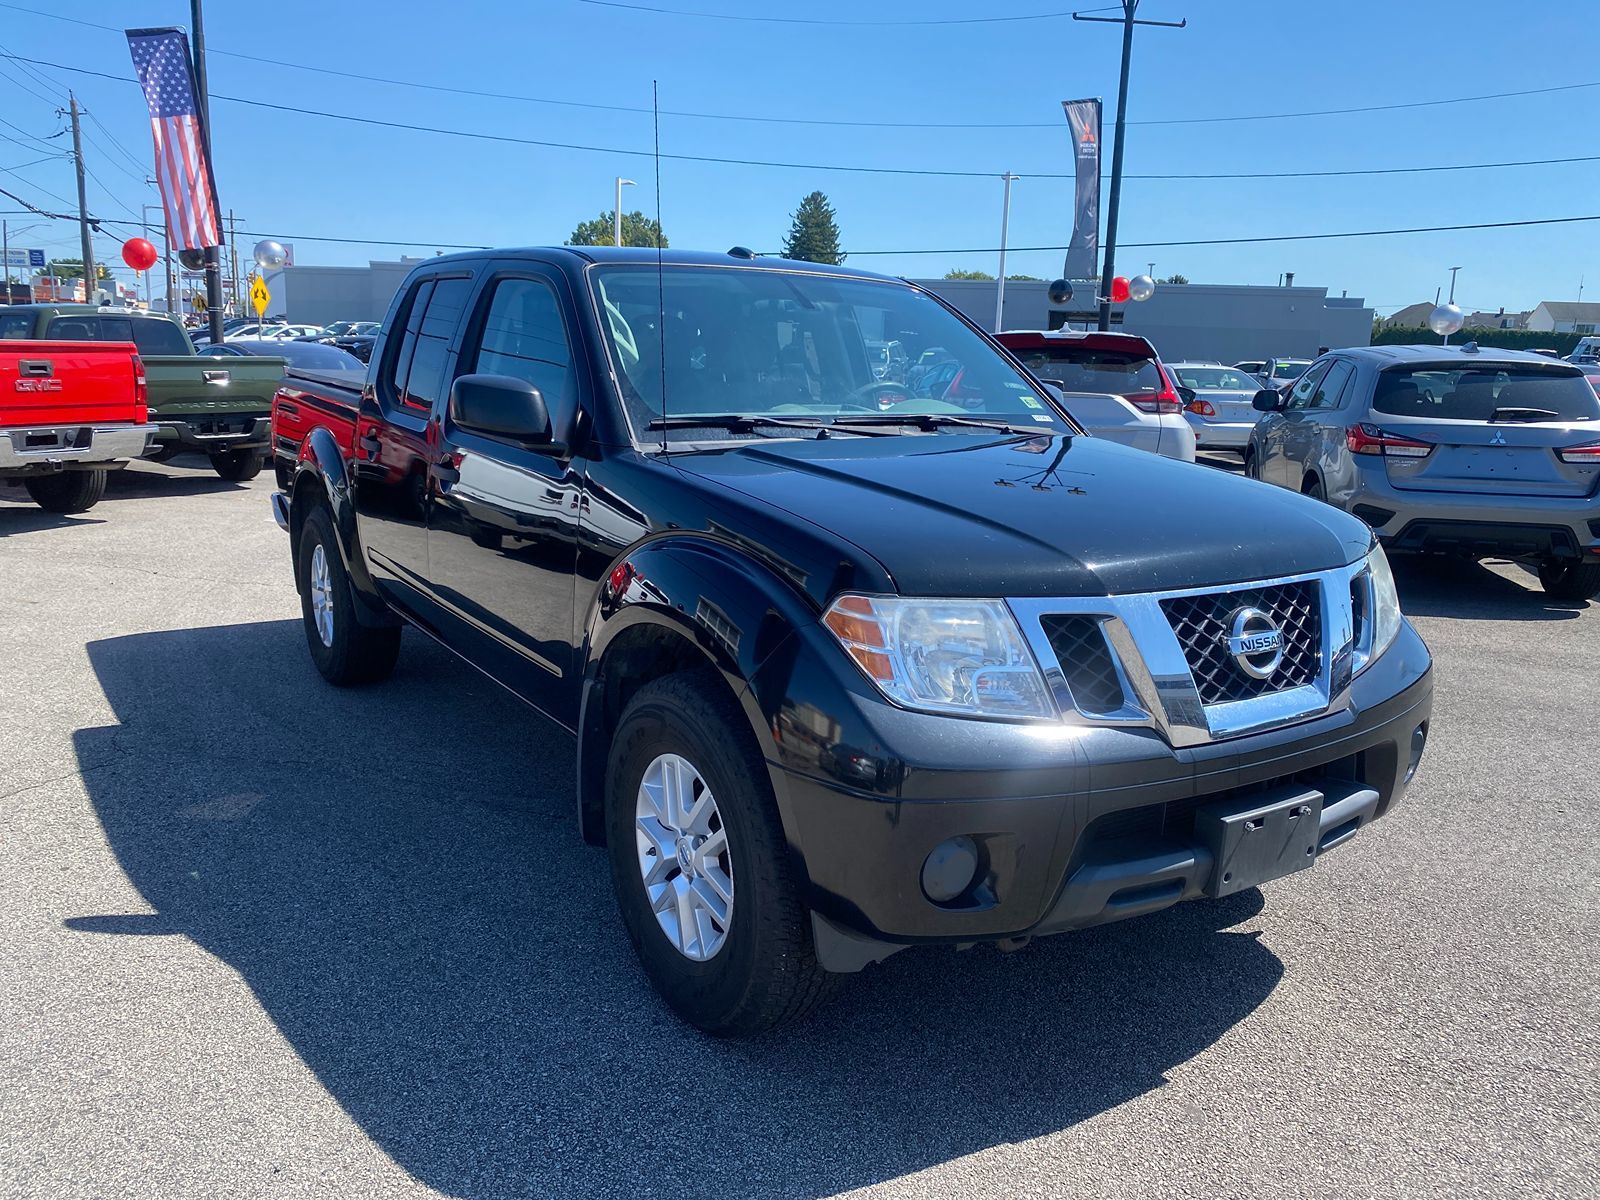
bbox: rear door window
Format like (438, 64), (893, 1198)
(1373, 365), (1600, 422)
(1015, 348), (1160, 398)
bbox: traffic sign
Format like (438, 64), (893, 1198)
(193, 290), (207, 313)
(249, 275), (270, 317)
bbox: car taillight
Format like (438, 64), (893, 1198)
(132, 354), (148, 421)
(1130, 366), (1182, 414)
(1557, 441), (1600, 464)
(1346, 423), (1434, 458)
(1186, 398), (1216, 417)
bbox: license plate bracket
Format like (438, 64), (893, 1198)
(1197, 785), (1324, 897)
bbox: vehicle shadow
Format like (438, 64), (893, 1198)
(1389, 554), (1588, 621)
(75, 620), (1282, 1199)
(0, 504), (105, 535)
(101, 462), (247, 501)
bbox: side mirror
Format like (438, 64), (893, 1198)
(1040, 381), (1067, 403)
(449, 373), (560, 450)
(1252, 388), (1283, 412)
(1176, 385), (1196, 405)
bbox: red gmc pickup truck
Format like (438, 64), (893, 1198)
(1, 339), (155, 513)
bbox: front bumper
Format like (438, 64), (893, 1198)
(0, 423), (157, 472)
(154, 414), (271, 453)
(777, 625), (1432, 971)
(1342, 459), (1600, 560)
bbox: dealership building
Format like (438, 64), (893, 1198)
(271, 257), (1373, 362)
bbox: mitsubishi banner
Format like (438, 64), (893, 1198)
(1060, 98), (1102, 281)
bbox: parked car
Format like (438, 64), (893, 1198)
(199, 338), (364, 372)
(1233, 359), (1266, 377)
(1167, 361), (1270, 453)
(230, 322), (322, 341)
(313, 320), (378, 338)
(1245, 344), (1600, 599)
(330, 334), (377, 363)
(0, 305), (285, 480)
(0, 337), (155, 512)
(1256, 357), (1313, 387)
(1567, 336), (1600, 363)
(996, 329), (1196, 461)
(191, 316), (269, 346)
(270, 247), (1433, 1034)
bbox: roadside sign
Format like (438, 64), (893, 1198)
(249, 275), (270, 317)
(2, 248), (46, 270)
(193, 290), (207, 313)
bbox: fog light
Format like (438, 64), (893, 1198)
(1405, 722), (1428, 783)
(921, 836), (980, 904)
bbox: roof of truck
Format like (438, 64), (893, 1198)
(425, 245), (898, 283)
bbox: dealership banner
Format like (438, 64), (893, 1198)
(1061, 98), (1101, 281)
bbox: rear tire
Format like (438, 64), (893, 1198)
(211, 449), (265, 482)
(296, 504), (401, 685)
(1537, 559), (1600, 601)
(605, 670), (835, 1035)
(1242, 448), (1259, 480)
(25, 469), (106, 514)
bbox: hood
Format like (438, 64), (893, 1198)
(677, 432), (1372, 597)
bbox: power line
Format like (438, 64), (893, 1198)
(10, 55), (1600, 186)
(1, 2), (1595, 132)
(576, 0), (1124, 25)
(829, 214), (1600, 256)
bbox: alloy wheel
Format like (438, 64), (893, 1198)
(309, 543), (335, 648)
(634, 753), (734, 961)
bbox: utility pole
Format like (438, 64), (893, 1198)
(2, 220), (9, 303)
(228, 210), (240, 315)
(993, 173), (1019, 333)
(190, 0), (225, 344)
(1075, 1), (1185, 331)
(68, 93), (97, 304)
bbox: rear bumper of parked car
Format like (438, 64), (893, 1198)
(775, 625), (1432, 972)
(0, 423), (156, 473)
(1185, 417), (1254, 450)
(1340, 463), (1600, 560)
(154, 415), (272, 453)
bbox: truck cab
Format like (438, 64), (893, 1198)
(273, 247), (1434, 1035)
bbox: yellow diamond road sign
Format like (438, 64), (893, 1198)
(249, 275), (271, 317)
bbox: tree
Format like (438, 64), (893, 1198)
(944, 268), (993, 280)
(1006, 273), (1042, 281)
(35, 258), (112, 281)
(781, 191), (845, 264)
(566, 210), (667, 248)
(1159, 273), (1189, 285)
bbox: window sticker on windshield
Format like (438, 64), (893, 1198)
(1021, 396), (1042, 409)
(1033, 414), (1055, 422)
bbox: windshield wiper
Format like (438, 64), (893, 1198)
(831, 413), (1054, 436)
(647, 414), (890, 437)
(1488, 406), (1561, 423)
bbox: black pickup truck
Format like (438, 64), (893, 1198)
(271, 248), (1434, 1034)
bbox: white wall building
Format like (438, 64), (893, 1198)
(1525, 301), (1600, 334)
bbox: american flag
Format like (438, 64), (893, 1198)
(126, 28), (221, 250)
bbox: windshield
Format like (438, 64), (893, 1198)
(1271, 360), (1311, 379)
(1171, 365), (1259, 390)
(1010, 347), (1161, 399)
(589, 265), (1070, 440)
(1373, 364), (1600, 422)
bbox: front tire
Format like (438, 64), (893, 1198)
(25, 469), (106, 514)
(605, 671), (834, 1035)
(211, 449), (264, 482)
(296, 505), (401, 685)
(1538, 559), (1600, 601)
(1242, 448), (1259, 480)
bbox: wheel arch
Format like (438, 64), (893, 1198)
(288, 425), (393, 625)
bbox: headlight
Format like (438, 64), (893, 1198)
(1358, 542), (1403, 671)
(822, 595), (1055, 719)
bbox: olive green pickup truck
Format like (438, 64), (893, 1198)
(0, 304), (285, 480)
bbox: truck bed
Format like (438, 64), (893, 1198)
(271, 367), (363, 467)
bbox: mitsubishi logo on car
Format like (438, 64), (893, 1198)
(1225, 607), (1284, 680)
(1489, 429), (1507, 446)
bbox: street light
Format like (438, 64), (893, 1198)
(993, 173), (1019, 333)
(614, 178), (636, 246)
(142, 203), (173, 312)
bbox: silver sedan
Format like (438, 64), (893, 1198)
(1168, 362), (1267, 452)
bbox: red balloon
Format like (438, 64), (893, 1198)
(1110, 275), (1131, 304)
(121, 237), (159, 271)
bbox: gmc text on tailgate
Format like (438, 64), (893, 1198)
(272, 248), (1434, 1035)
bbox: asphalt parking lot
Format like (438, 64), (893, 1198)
(2, 455), (1597, 1199)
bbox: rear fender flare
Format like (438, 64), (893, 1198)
(289, 425), (393, 625)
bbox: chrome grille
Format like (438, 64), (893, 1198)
(1160, 581), (1321, 705)
(1039, 615), (1124, 714)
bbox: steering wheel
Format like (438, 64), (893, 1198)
(844, 380), (913, 407)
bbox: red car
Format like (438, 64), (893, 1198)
(1, 339), (155, 513)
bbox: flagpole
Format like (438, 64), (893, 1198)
(189, 0), (225, 345)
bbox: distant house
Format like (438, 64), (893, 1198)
(1381, 301), (1527, 329)
(1526, 300), (1600, 334)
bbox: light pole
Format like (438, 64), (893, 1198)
(614, 178), (636, 246)
(1075, 1), (1186, 331)
(993, 173), (1019, 333)
(1447, 266), (1461, 305)
(142, 203), (174, 313)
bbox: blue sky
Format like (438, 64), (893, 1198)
(2, 0), (1597, 316)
